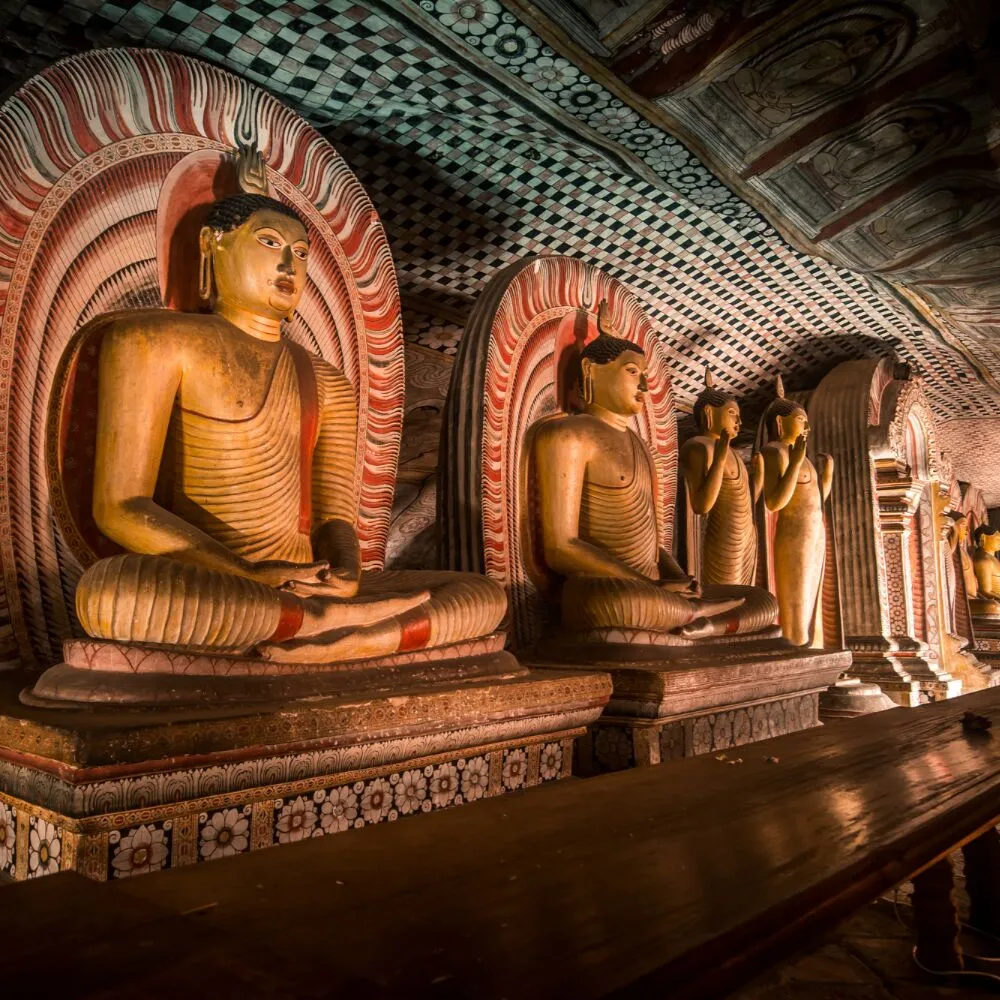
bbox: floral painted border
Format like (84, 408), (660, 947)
(419, 0), (767, 234)
(0, 737), (572, 882)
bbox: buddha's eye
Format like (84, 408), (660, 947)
(256, 234), (282, 249)
(625, 365), (639, 375)
(292, 245), (309, 260)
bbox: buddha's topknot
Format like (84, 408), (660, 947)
(693, 369), (736, 429)
(204, 193), (304, 236)
(580, 333), (645, 365)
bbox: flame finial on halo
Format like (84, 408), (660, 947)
(236, 143), (269, 196)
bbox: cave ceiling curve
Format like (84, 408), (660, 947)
(0, 0), (997, 431)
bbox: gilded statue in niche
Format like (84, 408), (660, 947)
(680, 370), (758, 587)
(731, 9), (912, 127)
(74, 148), (505, 664)
(530, 301), (778, 640)
(971, 525), (1000, 614)
(951, 514), (978, 601)
(760, 378), (833, 647)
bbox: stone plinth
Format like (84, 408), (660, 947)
(525, 641), (850, 773)
(0, 648), (610, 882)
(972, 613), (1000, 678)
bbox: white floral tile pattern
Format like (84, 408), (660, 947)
(501, 748), (527, 791)
(109, 822), (169, 879)
(27, 817), (60, 878)
(199, 807), (250, 861)
(460, 756), (489, 801)
(275, 795), (318, 843)
(539, 742), (564, 781)
(406, 312), (463, 355)
(6, 740), (570, 881)
(0, 801), (15, 875)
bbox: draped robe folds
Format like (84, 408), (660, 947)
(76, 342), (504, 654)
(559, 432), (777, 635)
(701, 455), (757, 587)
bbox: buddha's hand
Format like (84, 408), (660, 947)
(659, 575), (701, 597)
(790, 434), (808, 463)
(819, 453), (834, 486)
(250, 560), (359, 598)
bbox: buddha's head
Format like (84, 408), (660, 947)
(579, 300), (647, 417)
(198, 193), (309, 320)
(693, 370), (740, 439)
(764, 376), (808, 444)
(976, 525), (1000, 556)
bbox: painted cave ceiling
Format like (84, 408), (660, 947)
(2, 0), (1000, 497)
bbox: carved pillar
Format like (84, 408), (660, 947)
(808, 360), (920, 707)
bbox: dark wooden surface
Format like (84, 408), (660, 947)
(7, 689), (1000, 999)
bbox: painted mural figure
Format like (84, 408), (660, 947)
(531, 301), (778, 639)
(76, 150), (505, 663)
(760, 378), (834, 646)
(680, 370), (757, 587)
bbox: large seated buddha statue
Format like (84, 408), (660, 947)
(532, 303), (778, 641)
(69, 154), (503, 667)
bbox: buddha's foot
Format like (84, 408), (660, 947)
(677, 596), (746, 639)
(298, 590), (430, 638)
(258, 616), (412, 664)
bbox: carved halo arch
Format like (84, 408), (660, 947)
(440, 255), (676, 648)
(0, 49), (404, 666)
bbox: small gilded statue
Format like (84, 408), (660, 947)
(951, 514), (978, 601)
(76, 147), (504, 663)
(971, 526), (1000, 614)
(680, 369), (757, 587)
(760, 378), (834, 646)
(530, 301), (778, 639)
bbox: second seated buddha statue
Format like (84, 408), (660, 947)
(74, 153), (504, 665)
(531, 303), (779, 641)
(971, 525), (1000, 616)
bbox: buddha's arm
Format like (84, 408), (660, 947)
(681, 435), (730, 514)
(310, 360), (361, 585)
(535, 426), (650, 581)
(92, 323), (277, 580)
(762, 441), (804, 513)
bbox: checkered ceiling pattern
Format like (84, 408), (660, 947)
(0, 0), (994, 424)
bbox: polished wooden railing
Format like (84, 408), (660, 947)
(7, 688), (1000, 997)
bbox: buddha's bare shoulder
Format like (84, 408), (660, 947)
(532, 413), (613, 451)
(97, 308), (229, 351)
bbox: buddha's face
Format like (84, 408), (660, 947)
(203, 209), (309, 319)
(983, 531), (1000, 556)
(704, 400), (741, 439)
(777, 406), (809, 444)
(586, 349), (648, 416)
(955, 517), (969, 543)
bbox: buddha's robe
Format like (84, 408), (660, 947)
(701, 456), (757, 587)
(76, 343), (504, 654)
(559, 432), (777, 635)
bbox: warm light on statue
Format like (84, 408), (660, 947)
(531, 300), (778, 640)
(760, 377), (833, 647)
(76, 148), (505, 664)
(680, 369), (758, 587)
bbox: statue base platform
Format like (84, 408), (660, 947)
(0, 638), (610, 882)
(819, 678), (897, 719)
(525, 637), (850, 773)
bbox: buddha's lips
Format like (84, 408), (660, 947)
(272, 278), (295, 294)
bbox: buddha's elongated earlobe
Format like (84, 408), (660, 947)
(581, 358), (594, 405)
(198, 249), (212, 303)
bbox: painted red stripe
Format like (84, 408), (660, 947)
(397, 608), (432, 651)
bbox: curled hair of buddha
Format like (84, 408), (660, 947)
(581, 299), (645, 365)
(763, 375), (804, 438)
(975, 524), (998, 545)
(693, 369), (735, 429)
(204, 194), (304, 237)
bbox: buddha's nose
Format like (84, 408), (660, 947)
(639, 374), (648, 392)
(278, 247), (294, 273)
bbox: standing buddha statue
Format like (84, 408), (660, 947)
(680, 370), (758, 587)
(951, 514), (978, 600)
(760, 378), (834, 646)
(530, 302), (778, 640)
(74, 149), (505, 664)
